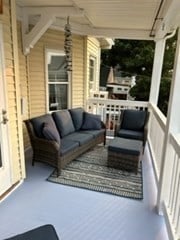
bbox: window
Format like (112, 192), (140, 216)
(89, 56), (96, 94)
(46, 50), (69, 111)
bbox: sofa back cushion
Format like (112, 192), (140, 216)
(81, 112), (102, 130)
(30, 114), (60, 143)
(52, 110), (75, 137)
(69, 107), (84, 130)
(121, 109), (147, 131)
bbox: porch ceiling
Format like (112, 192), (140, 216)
(16, 0), (179, 41)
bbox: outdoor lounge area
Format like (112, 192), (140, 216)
(1, 1), (180, 240)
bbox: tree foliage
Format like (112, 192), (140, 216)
(101, 34), (177, 116)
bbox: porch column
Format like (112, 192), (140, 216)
(157, 30), (180, 212)
(149, 39), (166, 105)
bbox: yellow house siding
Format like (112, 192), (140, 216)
(86, 37), (101, 98)
(29, 42), (46, 117)
(0, 0), (25, 183)
(72, 36), (85, 107)
(17, 21), (30, 149)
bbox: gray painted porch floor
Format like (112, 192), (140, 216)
(0, 145), (169, 240)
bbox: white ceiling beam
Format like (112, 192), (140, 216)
(21, 6), (84, 55)
(23, 6), (84, 18)
(22, 11), (54, 55)
(53, 19), (153, 40)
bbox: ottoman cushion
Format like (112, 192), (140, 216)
(108, 138), (142, 156)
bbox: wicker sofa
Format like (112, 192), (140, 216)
(25, 107), (106, 176)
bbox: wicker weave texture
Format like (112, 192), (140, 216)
(108, 151), (142, 174)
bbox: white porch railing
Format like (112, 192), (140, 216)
(148, 103), (166, 184)
(162, 133), (180, 240)
(86, 98), (180, 240)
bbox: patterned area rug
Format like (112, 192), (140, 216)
(47, 144), (143, 199)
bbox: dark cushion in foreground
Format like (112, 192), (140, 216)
(5, 224), (59, 240)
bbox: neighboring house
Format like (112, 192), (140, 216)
(100, 66), (136, 100)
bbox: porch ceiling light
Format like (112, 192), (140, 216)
(64, 16), (72, 72)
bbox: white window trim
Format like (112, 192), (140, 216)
(45, 48), (71, 112)
(89, 55), (97, 94)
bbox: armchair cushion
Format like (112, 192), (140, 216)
(117, 129), (144, 141)
(42, 122), (60, 145)
(52, 110), (75, 137)
(69, 107), (84, 130)
(121, 110), (147, 131)
(81, 112), (102, 130)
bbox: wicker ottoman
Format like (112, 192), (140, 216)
(108, 137), (143, 174)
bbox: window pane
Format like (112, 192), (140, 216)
(48, 55), (68, 82)
(49, 84), (68, 110)
(90, 59), (94, 67)
(89, 68), (94, 82)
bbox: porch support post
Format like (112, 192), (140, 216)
(149, 39), (166, 105)
(157, 29), (180, 213)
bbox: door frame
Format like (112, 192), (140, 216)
(0, 23), (12, 195)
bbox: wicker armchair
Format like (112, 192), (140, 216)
(114, 109), (149, 149)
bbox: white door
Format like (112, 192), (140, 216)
(0, 24), (12, 195)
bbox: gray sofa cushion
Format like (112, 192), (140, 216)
(69, 107), (84, 130)
(42, 122), (60, 145)
(63, 132), (93, 145)
(52, 110), (75, 137)
(117, 129), (144, 141)
(121, 110), (147, 131)
(81, 112), (102, 130)
(60, 138), (79, 156)
(79, 129), (105, 138)
(30, 114), (56, 138)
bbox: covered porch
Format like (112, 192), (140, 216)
(0, 0), (180, 239)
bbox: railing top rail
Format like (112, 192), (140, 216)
(149, 103), (166, 131)
(87, 98), (149, 108)
(170, 133), (180, 157)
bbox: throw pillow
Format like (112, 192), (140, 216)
(81, 112), (102, 130)
(42, 122), (61, 145)
(30, 114), (55, 138)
